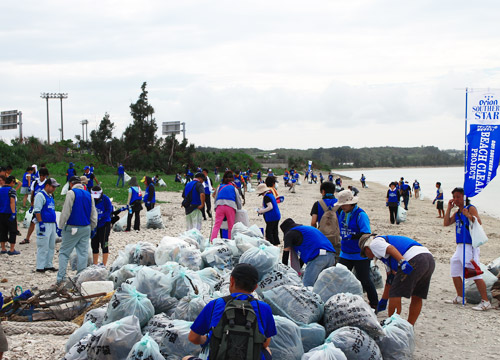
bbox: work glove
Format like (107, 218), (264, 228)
(432, 200), (436, 205)
(38, 221), (46, 234)
(29, 206), (33, 213)
(56, 226), (62, 237)
(9, 213), (16, 222)
(377, 298), (388, 312)
(385, 202), (388, 207)
(276, 196), (284, 203)
(400, 260), (414, 275)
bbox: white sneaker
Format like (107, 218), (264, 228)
(445, 296), (466, 305)
(472, 300), (492, 311)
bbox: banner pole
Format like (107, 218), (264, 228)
(462, 87), (468, 306)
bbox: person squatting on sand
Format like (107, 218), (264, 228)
(336, 189), (379, 309)
(359, 234), (435, 324)
(281, 218), (336, 287)
(443, 187), (492, 311)
(210, 170), (242, 241)
(182, 264), (276, 360)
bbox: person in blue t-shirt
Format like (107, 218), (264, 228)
(412, 179), (420, 199)
(310, 181), (339, 256)
(183, 264), (276, 360)
(91, 186), (113, 266)
(386, 182), (400, 225)
(336, 189), (378, 309)
(116, 163), (125, 187)
(433, 182), (444, 218)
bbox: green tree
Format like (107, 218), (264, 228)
(90, 112), (115, 166)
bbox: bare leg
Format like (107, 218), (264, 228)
(452, 276), (463, 297)
(26, 221), (35, 240)
(474, 279), (489, 302)
(408, 296), (423, 325)
(388, 297), (402, 316)
(93, 253), (99, 265)
(0, 242), (6, 251)
(103, 253), (109, 266)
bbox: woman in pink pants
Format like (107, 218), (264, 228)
(210, 171), (242, 241)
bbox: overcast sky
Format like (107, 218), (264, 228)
(1, 0), (499, 150)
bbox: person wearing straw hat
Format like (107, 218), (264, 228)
(336, 189), (378, 309)
(256, 183), (281, 247)
(359, 234), (435, 324)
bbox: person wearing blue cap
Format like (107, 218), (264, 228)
(116, 163), (125, 187)
(83, 166), (99, 191)
(66, 162), (76, 183)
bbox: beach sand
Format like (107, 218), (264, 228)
(1, 177), (499, 359)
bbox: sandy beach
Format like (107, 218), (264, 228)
(1, 176), (499, 359)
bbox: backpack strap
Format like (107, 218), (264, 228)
(318, 199), (330, 212)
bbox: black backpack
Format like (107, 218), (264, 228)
(209, 295), (267, 360)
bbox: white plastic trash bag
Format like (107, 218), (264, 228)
(63, 333), (92, 360)
(302, 343), (347, 360)
(313, 265), (363, 302)
(113, 215), (128, 232)
(129, 242), (156, 266)
(487, 256), (500, 276)
(300, 323), (327, 353)
(323, 293), (384, 338)
(257, 265), (302, 295)
(232, 222), (264, 239)
(170, 268), (210, 299)
(396, 206), (407, 222)
(239, 245), (280, 281)
(269, 316), (304, 360)
(173, 295), (211, 321)
(61, 182), (70, 195)
(465, 264), (497, 304)
(109, 264), (143, 289)
(377, 314), (415, 360)
(146, 206), (165, 229)
(126, 333), (164, 360)
(201, 244), (233, 270)
(84, 305), (108, 328)
(87, 315), (142, 360)
(234, 233), (271, 254)
(143, 315), (200, 359)
(103, 283), (155, 327)
(158, 178), (166, 187)
(235, 209), (250, 226)
(124, 172), (132, 182)
(197, 267), (224, 293)
(66, 320), (97, 352)
(470, 216), (488, 248)
(74, 265), (109, 290)
(178, 247), (204, 270)
(155, 237), (192, 265)
(263, 285), (324, 325)
(22, 208), (34, 228)
(326, 326), (382, 360)
(179, 229), (206, 250)
(134, 266), (178, 314)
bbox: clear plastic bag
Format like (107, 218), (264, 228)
(129, 242), (156, 266)
(487, 256), (500, 276)
(263, 285), (324, 325)
(179, 228), (206, 250)
(239, 245), (280, 281)
(465, 264), (497, 304)
(470, 216), (488, 247)
(126, 333), (164, 360)
(74, 265), (109, 290)
(145, 206), (164, 230)
(103, 283), (155, 327)
(397, 206), (407, 222)
(63, 333), (92, 360)
(113, 215), (128, 232)
(233, 233), (271, 254)
(134, 266), (178, 315)
(300, 323), (326, 353)
(201, 244), (233, 270)
(257, 265), (302, 295)
(326, 326), (382, 360)
(109, 264), (144, 289)
(84, 304), (108, 328)
(302, 343), (347, 360)
(178, 247), (203, 271)
(313, 264), (363, 302)
(170, 268), (210, 299)
(69, 242), (93, 271)
(323, 293), (384, 338)
(197, 267), (224, 293)
(66, 320), (97, 352)
(87, 315), (143, 360)
(377, 314), (414, 360)
(269, 315), (304, 360)
(143, 314), (200, 359)
(231, 222), (264, 239)
(61, 182), (70, 195)
(173, 295), (211, 321)
(110, 244), (137, 272)
(22, 208), (34, 228)
(155, 237), (192, 265)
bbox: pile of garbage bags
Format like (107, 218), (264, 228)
(63, 222), (415, 360)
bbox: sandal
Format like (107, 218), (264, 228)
(20, 238), (30, 244)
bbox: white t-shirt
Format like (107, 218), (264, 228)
(370, 236), (431, 271)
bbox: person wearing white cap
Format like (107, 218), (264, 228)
(336, 189), (378, 309)
(33, 178), (60, 272)
(91, 186), (112, 266)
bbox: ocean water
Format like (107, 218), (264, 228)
(335, 167), (500, 219)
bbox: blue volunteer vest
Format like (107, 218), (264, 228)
(144, 184), (156, 203)
(40, 191), (56, 223)
(233, 176), (243, 189)
(455, 205), (474, 245)
(317, 198), (338, 223)
(436, 188), (443, 200)
(328, 175), (333, 182)
(339, 206), (366, 254)
(378, 235), (422, 271)
(184, 180), (201, 206)
(66, 188), (92, 226)
(292, 225), (335, 263)
(257, 171), (262, 180)
(216, 184), (236, 202)
(95, 194), (112, 228)
(67, 168), (76, 182)
(34, 180), (46, 196)
(413, 182), (419, 189)
(203, 180), (211, 195)
(387, 189), (399, 203)
(22, 172), (30, 187)
(263, 192), (281, 222)
(0, 187), (12, 214)
(85, 173), (94, 188)
(129, 187), (143, 204)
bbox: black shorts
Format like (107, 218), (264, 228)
(436, 200), (444, 210)
(389, 253), (435, 299)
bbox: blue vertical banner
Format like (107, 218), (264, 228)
(464, 90), (500, 198)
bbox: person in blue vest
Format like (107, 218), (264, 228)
(182, 173), (206, 231)
(256, 183), (281, 247)
(21, 167), (49, 245)
(360, 174), (366, 188)
(412, 179), (420, 199)
(175, 172), (182, 183)
(143, 176), (156, 211)
(56, 176), (97, 286)
(126, 176), (143, 231)
(201, 169), (213, 220)
(186, 168), (194, 182)
(328, 173), (334, 182)
(20, 166), (34, 208)
(256, 170), (262, 184)
(182, 264), (276, 360)
(359, 234), (435, 324)
(116, 163), (125, 187)
(210, 171), (242, 241)
(319, 172), (324, 184)
(33, 178), (60, 272)
(281, 218), (336, 286)
(91, 186), (112, 266)
(310, 181), (339, 256)
(0, 176), (20, 255)
(443, 187), (491, 311)
(233, 170), (246, 205)
(66, 162), (76, 183)
(336, 189), (378, 309)
(433, 181), (444, 218)
(89, 163), (94, 174)
(83, 166), (99, 192)
(386, 182), (400, 224)
(400, 181), (412, 210)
